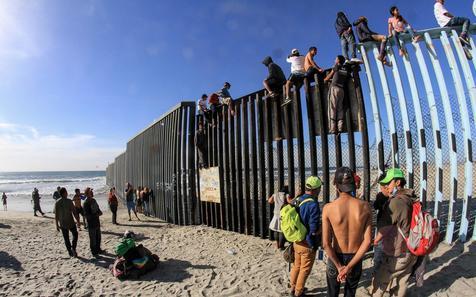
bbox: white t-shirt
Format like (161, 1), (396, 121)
(473, 0), (476, 17)
(286, 56), (305, 74)
(434, 2), (451, 27)
(197, 98), (207, 111)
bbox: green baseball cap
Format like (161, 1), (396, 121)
(379, 168), (405, 185)
(305, 176), (322, 190)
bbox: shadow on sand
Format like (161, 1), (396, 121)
(77, 253), (116, 269)
(0, 251), (24, 271)
(0, 223), (11, 229)
(131, 259), (216, 283)
(101, 230), (150, 241)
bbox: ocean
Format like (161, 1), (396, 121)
(0, 171), (108, 212)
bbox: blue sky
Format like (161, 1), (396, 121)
(0, 0), (473, 171)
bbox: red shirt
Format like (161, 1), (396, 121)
(108, 192), (118, 206)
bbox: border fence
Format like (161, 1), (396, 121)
(107, 26), (476, 244)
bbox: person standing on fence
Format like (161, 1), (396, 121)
(125, 183), (140, 221)
(197, 94), (211, 125)
(372, 168), (418, 297)
(322, 167), (372, 297)
(304, 46), (324, 79)
(108, 187), (119, 224)
(195, 122), (208, 169)
(55, 187), (80, 257)
(218, 82), (235, 116)
(2, 192), (7, 211)
(335, 12), (361, 63)
(32, 188), (45, 216)
(324, 55), (348, 134)
(282, 48), (306, 107)
(353, 16), (390, 66)
(289, 176), (322, 297)
(388, 6), (421, 57)
(268, 185), (290, 250)
(262, 56), (286, 99)
(434, 0), (472, 46)
(83, 187), (104, 258)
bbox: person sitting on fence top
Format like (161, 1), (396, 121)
(322, 167), (372, 297)
(335, 12), (361, 64)
(289, 176), (322, 297)
(434, 0), (472, 47)
(217, 82), (235, 116)
(353, 16), (391, 66)
(262, 56), (286, 99)
(282, 49), (306, 107)
(371, 168), (418, 297)
(388, 6), (422, 57)
(324, 55), (348, 134)
(304, 46), (324, 79)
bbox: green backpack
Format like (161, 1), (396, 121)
(280, 198), (314, 242)
(115, 238), (136, 257)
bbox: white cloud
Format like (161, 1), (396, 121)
(0, 122), (122, 171)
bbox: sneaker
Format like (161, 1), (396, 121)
(460, 34), (471, 47)
(72, 250), (78, 257)
(281, 98), (292, 107)
(412, 35), (422, 43)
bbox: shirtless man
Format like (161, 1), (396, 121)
(72, 188), (86, 229)
(322, 166), (372, 297)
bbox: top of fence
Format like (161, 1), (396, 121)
(127, 101), (195, 144)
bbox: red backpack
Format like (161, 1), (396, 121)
(209, 93), (219, 105)
(398, 201), (440, 256)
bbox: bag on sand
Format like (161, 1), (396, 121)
(398, 201), (440, 256)
(280, 197), (314, 242)
(115, 238), (136, 257)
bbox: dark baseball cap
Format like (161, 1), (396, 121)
(334, 167), (355, 193)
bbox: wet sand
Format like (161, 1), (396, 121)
(0, 203), (475, 296)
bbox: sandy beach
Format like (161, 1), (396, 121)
(0, 200), (475, 297)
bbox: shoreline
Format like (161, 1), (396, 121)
(1, 210), (475, 296)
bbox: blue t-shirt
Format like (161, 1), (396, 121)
(297, 194), (321, 249)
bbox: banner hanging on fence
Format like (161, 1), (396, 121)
(199, 167), (221, 203)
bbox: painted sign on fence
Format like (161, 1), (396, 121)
(199, 167), (221, 203)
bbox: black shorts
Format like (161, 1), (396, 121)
(265, 78), (285, 92)
(288, 73), (305, 84)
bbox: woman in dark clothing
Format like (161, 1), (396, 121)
(108, 187), (119, 224)
(353, 16), (391, 66)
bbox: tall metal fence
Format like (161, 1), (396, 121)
(107, 25), (476, 244)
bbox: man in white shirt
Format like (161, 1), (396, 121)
(282, 49), (305, 106)
(434, 0), (471, 46)
(197, 94), (211, 125)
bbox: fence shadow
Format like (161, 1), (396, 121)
(0, 251), (24, 271)
(134, 259), (216, 283)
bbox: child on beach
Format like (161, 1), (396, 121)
(125, 183), (141, 221)
(388, 6), (421, 57)
(108, 187), (119, 224)
(72, 188), (86, 230)
(354, 16), (391, 66)
(32, 188), (45, 216)
(2, 192), (7, 211)
(268, 185), (291, 250)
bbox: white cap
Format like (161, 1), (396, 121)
(291, 48), (299, 55)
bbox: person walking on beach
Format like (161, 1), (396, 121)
(262, 56), (286, 99)
(324, 55), (348, 134)
(434, 0), (472, 46)
(142, 187), (150, 217)
(335, 12), (361, 63)
(32, 188), (45, 216)
(322, 167), (372, 297)
(2, 192), (7, 211)
(55, 187), (80, 257)
(125, 183), (140, 221)
(53, 186), (61, 201)
(83, 187), (104, 258)
(372, 168), (418, 297)
(268, 185), (291, 250)
(108, 187), (119, 224)
(72, 188), (86, 230)
(289, 176), (322, 297)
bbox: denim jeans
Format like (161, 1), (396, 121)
(340, 31), (356, 59)
(392, 28), (417, 50)
(445, 16), (470, 35)
(326, 253), (363, 297)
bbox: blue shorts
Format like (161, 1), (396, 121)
(127, 200), (135, 211)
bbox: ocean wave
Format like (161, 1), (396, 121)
(0, 177), (105, 185)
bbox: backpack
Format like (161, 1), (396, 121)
(115, 238), (136, 257)
(398, 201), (440, 256)
(280, 197), (314, 242)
